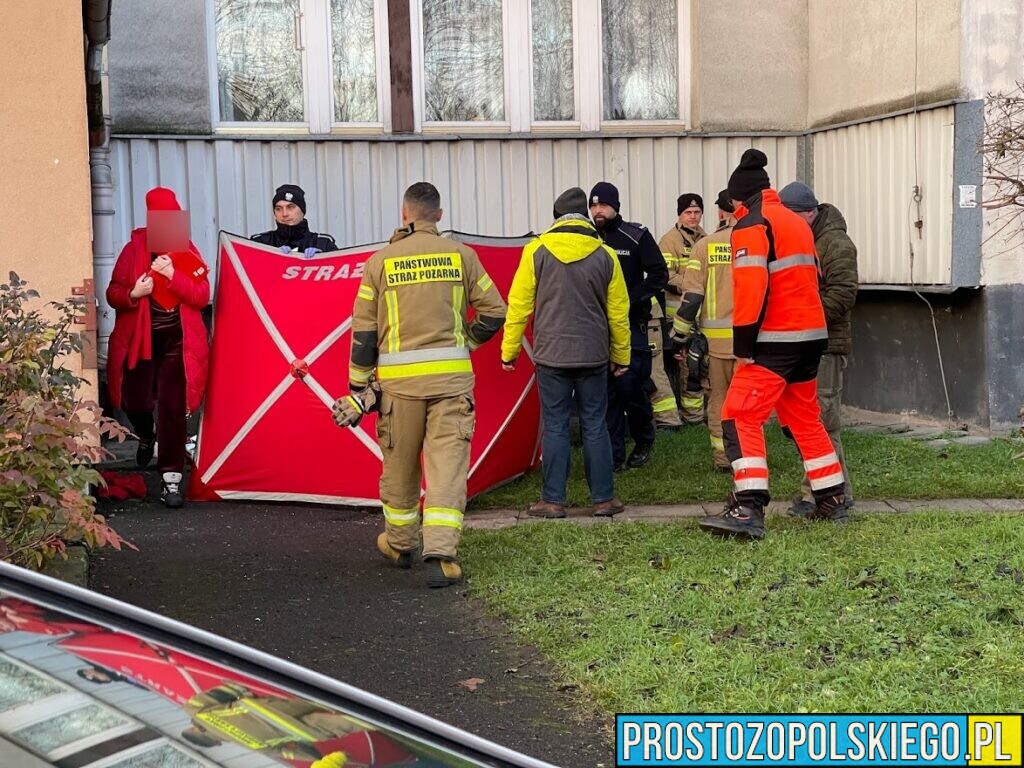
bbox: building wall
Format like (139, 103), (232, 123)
(846, 290), (988, 427)
(966, 1), (1024, 428)
(106, 0), (812, 134)
(812, 106), (955, 285)
(807, 0), (961, 127)
(692, 0), (808, 131)
(108, 0), (211, 133)
(1, 2), (96, 400)
(97, 133), (801, 360)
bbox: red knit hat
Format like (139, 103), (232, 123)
(146, 186), (181, 211)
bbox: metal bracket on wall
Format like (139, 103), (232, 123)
(71, 279), (98, 369)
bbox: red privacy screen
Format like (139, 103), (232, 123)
(189, 232), (540, 506)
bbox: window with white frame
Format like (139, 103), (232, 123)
(209, 0), (687, 133)
(532, 0), (576, 122)
(413, 0), (688, 131)
(215, 0), (306, 123)
(211, 0), (390, 132)
(422, 0), (506, 122)
(601, 0), (680, 121)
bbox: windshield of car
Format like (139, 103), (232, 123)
(0, 590), (502, 768)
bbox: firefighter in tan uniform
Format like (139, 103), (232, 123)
(672, 190), (737, 470)
(333, 183), (507, 588)
(647, 297), (682, 429)
(660, 193), (707, 425)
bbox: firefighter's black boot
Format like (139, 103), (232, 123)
(698, 498), (765, 540)
(424, 557), (462, 588)
(809, 493), (849, 523)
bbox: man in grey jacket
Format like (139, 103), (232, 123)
(501, 188), (632, 518)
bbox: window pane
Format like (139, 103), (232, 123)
(13, 703), (127, 754)
(0, 662), (63, 712)
(532, 0), (574, 121)
(330, 0), (378, 122)
(601, 0), (679, 120)
(106, 743), (207, 768)
(423, 0), (505, 122)
(216, 0), (305, 122)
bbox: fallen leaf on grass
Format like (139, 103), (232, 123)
(459, 677), (485, 692)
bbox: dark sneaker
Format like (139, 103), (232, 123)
(698, 503), (765, 540)
(136, 439), (155, 468)
(626, 442), (653, 468)
(593, 498), (625, 517)
(160, 472), (184, 508)
(809, 494), (850, 523)
(613, 461), (626, 473)
(655, 423), (681, 433)
(424, 558), (462, 588)
(376, 532), (413, 569)
(787, 498), (815, 518)
(527, 501), (567, 519)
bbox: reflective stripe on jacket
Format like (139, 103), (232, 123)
(673, 223), (735, 359)
(731, 189), (826, 360)
(661, 223), (705, 319)
(350, 221), (507, 398)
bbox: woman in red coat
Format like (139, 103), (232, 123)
(106, 187), (210, 507)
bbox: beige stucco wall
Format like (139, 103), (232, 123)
(0, 2), (97, 399)
(692, 0), (808, 131)
(966, 0), (1024, 286)
(807, 0), (961, 126)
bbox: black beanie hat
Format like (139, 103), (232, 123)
(715, 188), (735, 213)
(589, 181), (620, 213)
(553, 187), (588, 218)
(677, 193), (704, 215)
(727, 149), (771, 202)
(273, 184), (307, 214)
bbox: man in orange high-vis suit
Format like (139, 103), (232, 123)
(697, 149), (847, 540)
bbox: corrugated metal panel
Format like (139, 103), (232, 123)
(813, 106), (954, 284)
(101, 134), (799, 353)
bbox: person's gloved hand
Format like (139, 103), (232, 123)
(279, 245), (293, 254)
(332, 383), (381, 428)
(671, 336), (690, 361)
(304, 247), (321, 259)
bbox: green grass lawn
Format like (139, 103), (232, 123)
(470, 427), (1024, 509)
(462, 513), (1024, 712)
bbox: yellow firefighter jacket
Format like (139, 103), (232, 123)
(350, 221), (507, 399)
(672, 223), (735, 359)
(185, 685), (361, 753)
(660, 224), (706, 318)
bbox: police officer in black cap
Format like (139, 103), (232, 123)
(589, 181), (668, 470)
(251, 184), (339, 257)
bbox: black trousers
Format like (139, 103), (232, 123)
(606, 350), (655, 464)
(122, 322), (187, 473)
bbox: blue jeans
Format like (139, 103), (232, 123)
(536, 364), (614, 505)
